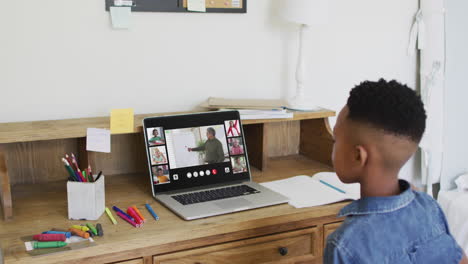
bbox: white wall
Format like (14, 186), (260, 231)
(1, 0), (417, 123)
(442, 0), (468, 190)
(0, 0), (419, 178)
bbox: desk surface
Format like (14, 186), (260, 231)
(0, 109), (335, 144)
(1, 156), (345, 264)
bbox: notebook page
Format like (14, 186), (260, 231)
(260, 175), (350, 208)
(312, 172), (361, 200)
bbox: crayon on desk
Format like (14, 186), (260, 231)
(116, 211), (139, 228)
(113, 206), (134, 221)
(145, 204), (159, 220)
(71, 225), (89, 232)
(86, 223), (98, 236)
(33, 234), (66, 242)
(96, 223), (104, 236)
(33, 241), (67, 249)
(132, 206), (146, 222)
(127, 207), (143, 225)
(42, 231), (71, 238)
(68, 228), (90, 239)
(105, 207), (118, 224)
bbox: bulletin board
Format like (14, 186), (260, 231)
(105, 0), (247, 13)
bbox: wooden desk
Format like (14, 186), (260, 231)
(0, 109), (344, 263)
(2, 156), (346, 264)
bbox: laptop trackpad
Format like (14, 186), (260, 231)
(215, 198), (252, 210)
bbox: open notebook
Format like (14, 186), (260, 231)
(260, 172), (360, 208)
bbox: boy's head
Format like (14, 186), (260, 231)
(332, 79), (426, 183)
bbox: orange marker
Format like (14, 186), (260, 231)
(69, 228), (90, 239)
(132, 206), (145, 222)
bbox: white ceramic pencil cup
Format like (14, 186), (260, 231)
(67, 176), (105, 220)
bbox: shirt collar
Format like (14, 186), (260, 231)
(338, 179), (415, 217)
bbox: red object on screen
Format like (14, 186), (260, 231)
(212, 169), (217, 175)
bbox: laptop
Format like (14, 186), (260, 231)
(143, 111), (289, 220)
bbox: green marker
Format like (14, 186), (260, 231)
(86, 223), (98, 236)
(33, 241), (67, 249)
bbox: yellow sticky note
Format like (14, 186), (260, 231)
(110, 108), (134, 134)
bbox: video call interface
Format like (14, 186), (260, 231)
(145, 119), (248, 188)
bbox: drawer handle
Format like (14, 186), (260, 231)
(278, 247), (288, 256)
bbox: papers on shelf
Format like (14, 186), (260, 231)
(260, 172), (360, 208)
(203, 97), (288, 110)
(220, 108), (293, 120)
(200, 97), (327, 120)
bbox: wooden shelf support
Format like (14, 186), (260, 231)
(0, 144), (13, 221)
(299, 118), (334, 167)
(243, 123), (269, 171)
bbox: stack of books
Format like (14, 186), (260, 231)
(200, 97), (294, 120)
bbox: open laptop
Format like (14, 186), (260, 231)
(143, 111), (289, 220)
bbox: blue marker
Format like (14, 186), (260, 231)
(145, 203), (159, 220)
(42, 231), (72, 238)
(112, 206), (135, 221)
(319, 180), (346, 194)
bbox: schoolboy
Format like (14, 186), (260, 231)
(324, 79), (467, 263)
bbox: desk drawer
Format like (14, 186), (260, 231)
(154, 227), (320, 264)
(323, 222), (343, 242)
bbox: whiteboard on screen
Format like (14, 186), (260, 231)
(169, 130), (200, 169)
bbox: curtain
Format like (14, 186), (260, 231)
(409, 0), (445, 196)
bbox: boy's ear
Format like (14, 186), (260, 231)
(354, 145), (368, 167)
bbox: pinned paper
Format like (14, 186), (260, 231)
(110, 108), (134, 134)
(114, 0), (133, 6)
(86, 128), (111, 153)
(110, 6), (131, 29)
(188, 0), (206, 12)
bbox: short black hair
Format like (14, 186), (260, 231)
(346, 79), (426, 142)
(207, 127), (216, 136)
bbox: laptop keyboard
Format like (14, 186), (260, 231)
(172, 185), (261, 205)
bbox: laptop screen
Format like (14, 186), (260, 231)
(143, 111), (251, 195)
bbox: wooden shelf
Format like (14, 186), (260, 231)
(1, 155), (339, 264)
(0, 109), (335, 144)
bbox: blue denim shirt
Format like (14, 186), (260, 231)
(324, 180), (464, 264)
